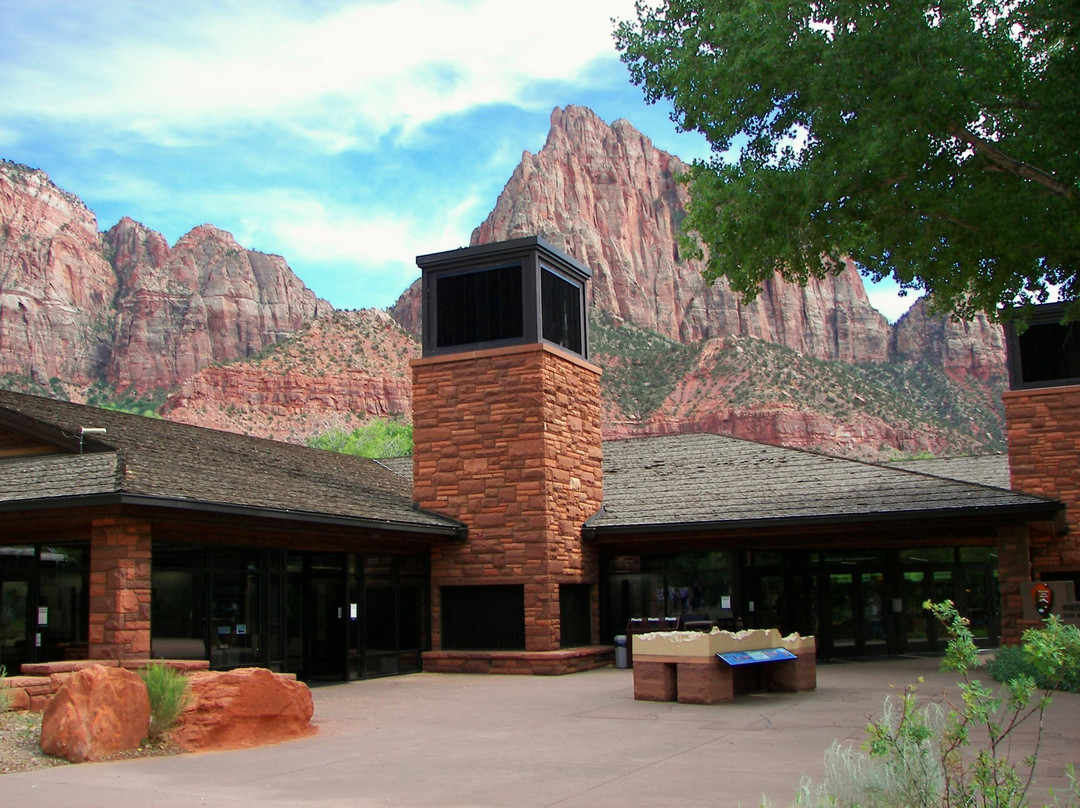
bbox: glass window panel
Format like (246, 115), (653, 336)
(441, 585), (524, 650)
(0, 545), (37, 571)
(540, 267), (582, 354)
(436, 265), (523, 348)
(899, 548), (955, 563)
(152, 568), (207, 660)
(37, 545), (88, 662)
(210, 559), (260, 669)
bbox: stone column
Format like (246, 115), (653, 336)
(89, 517), (151, 660)
(413, 343), (604, 658)
(996, 525), (1033, 645)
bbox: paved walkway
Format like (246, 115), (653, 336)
(3, 656), (1078, 807)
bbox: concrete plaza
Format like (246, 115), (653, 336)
(3, 655), (1078, 807)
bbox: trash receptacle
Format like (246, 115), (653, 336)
(614, 635), (629, 669)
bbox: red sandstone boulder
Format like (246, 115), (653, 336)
(39, 665), (151, 762)
(172, 668), (314, 751)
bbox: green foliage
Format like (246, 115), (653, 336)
(0, 664), (10, 712)
(590, 314), (702, 420)
(987, 618), (1080, 694)
(138, 664), (189, 741)
(0, 373), (56, 398)
(774, 601), (1079, 807)
(84, 380), (167, 418)
(305, 419), (413, 459)
(614, 1), (1080, 321)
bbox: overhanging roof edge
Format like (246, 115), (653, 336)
(0, 492), (467, 539)
(582, 499), (1064, 539)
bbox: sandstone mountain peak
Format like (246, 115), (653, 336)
(464, 105), (893, 364)
(2, 106), (1008, 458)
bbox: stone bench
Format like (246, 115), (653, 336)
(632, 628), (816, 705)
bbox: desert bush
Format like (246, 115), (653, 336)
(987, 618), (1080, 694)
(139, 664), (189, 740)
(0, 664), (10, 712)
(769, 601), (1079, 808)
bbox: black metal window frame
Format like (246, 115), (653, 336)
(1005, 303), (1080, 389)
(418, 237), (591, 360)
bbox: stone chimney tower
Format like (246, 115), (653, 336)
(1001, 303), (1080, 641)
(411, 237), (608, 674)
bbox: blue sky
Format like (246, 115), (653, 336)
(0, 0), (916, 320)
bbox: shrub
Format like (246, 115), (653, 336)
(771, 601), (1079, 808)
(305, 419), (413, 458)
(139, 664), (189, 740)
(0, 664), (10, 712)
(987, 618), (1080, 694)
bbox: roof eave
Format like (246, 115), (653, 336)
(582, 500), (1064, 540)
(0, 492), (468, 540)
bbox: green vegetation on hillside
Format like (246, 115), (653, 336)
(589, 313), (702, 420)
(590, 319), (1005, 455)
(85, 381), (167, 418)
(305, 419), (413, 458)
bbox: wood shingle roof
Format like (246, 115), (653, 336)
(584, 433), (1058, 534)
(0, 390), (463, 536)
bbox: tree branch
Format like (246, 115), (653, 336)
(949, 124), (1075, 200)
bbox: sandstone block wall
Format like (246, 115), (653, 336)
(1004, 386), (1080, 569)
(1003, 385), (1080, 642)
(412, 344), (603, 654)
(89, 518), (151, 660)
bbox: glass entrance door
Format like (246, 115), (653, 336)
(307, 556), (348, 681)
(0, 576), (30, 672)
(826, 568), (889, 657)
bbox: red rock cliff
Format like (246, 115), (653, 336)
(0, 162), (117, 386)
(397, 106), (892, 364)
(104, 219), (323, 392)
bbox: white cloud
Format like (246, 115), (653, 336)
(223, 186), (474, 274)
(1, 0), (638, 151)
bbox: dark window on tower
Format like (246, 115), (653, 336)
(435, 265), (524, 350)
(1007, 307), (1080, 389)
(441, 585), (525, 650)
(541, 267), (583, 355)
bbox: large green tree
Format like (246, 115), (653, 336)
(615, 0), (1079, 320)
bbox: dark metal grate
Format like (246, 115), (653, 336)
(441, 585), (525, 650)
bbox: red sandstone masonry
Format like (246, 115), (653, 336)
(89, 518), (152, 660)
(1005, 386), (1080, 567)
(1002, 385), (1080, 643)
(413, 344), (604, 659)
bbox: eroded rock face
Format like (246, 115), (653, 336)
(104, 219), (323, 393)
(172, 668), (314, 751)
(467, 106), (892, 363)
(892, 296), (1006, 381)
(0, 162), (117, 387)
(161, 308), (417, 441)
(38, 665), (151, 763)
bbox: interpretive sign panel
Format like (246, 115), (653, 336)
(717, 647), (796, 667)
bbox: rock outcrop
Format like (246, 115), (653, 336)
(38, 665), (151, 763)
(172, 668), (314, 751)
(104, 219), (323, 393)
(162, 308), (416, 442)
(0, 161), (117, 387)
(1, 103), (1011, 459)
(0, 162), (323, 400)
(892, 296), (1006, 381)
(391, 106), (1009, 457)
(398, 106), (893, 364)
